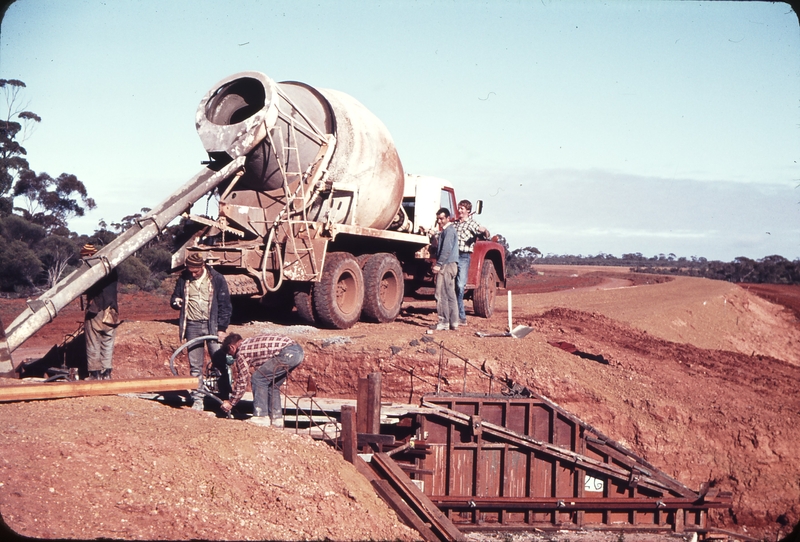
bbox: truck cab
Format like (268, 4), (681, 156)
(403, 174), (506, 317)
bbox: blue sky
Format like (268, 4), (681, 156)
(1, 0), (799, 261)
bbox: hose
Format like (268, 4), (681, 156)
(168, 335), (219, 376)
(169, 335), (234, 418)
(261, 226), (284, 293)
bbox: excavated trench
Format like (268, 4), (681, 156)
(8, 335), (737, 540)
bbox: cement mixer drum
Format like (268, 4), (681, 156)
(196, 72), (404, 231)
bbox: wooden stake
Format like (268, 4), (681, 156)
(508, 290), (512, 332)
(341, 404), (357, 463)
(366, 372), (381, 435)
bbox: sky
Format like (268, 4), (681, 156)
(1, 0), (799, 262)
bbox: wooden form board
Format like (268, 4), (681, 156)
(0, 377), (199, 402)
(415, 395), (731, 533)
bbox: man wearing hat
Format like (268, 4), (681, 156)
(81, 244), (119, 380)
(170, 252), (232, 410)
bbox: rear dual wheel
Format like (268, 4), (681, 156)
(293, 284), (315, 324)
(361, 253), (404, 323)
(294, 252), (404, 329)
(312, 253), (364, 329)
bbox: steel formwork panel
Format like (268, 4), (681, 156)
(414, 394), (731, 533)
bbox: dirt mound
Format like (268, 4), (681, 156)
(0, 395), (417, 541)
(2, 266), (799, 540)
(519, 274), (800, 366)
(520, 307), (799, 533)
(741, 282), (800, 321)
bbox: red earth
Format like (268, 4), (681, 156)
(1, 265), (799, 541)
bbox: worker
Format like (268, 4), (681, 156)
(81, 244), (119, 380)
(432, 207), (459, 331)
(170, 252), (232, 410)
(219, 333), (304, 427)
(454, 200), (489, 326)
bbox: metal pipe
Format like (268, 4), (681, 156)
(1, 157), (246, 369)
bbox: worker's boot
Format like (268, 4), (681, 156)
(86, 371), (101, 381)
(271, 417), (284, 428)
(100, 369), (112, 380)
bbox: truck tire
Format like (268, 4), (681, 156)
(473, 260), (497, 318)
(361, 253), (404, 323)
(293, 285), (315, 324)
(313, 252), (364, 329)
(356, 254), (371, 268)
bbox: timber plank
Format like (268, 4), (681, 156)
(353, 455), (439, 542)
(372, 452), (467, 542)
(0, 376), (199, 402)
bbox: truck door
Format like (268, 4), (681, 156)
(440, 187), (456, 218)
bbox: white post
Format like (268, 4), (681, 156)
(507, 290), (513, 332)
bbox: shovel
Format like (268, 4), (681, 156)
(476, 325), (533, 339)
(475, 291), (533, 339)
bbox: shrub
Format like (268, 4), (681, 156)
(0, 239), (42, 291)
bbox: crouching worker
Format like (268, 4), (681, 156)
(219, 333), (304, 428)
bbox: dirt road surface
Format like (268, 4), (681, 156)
(1, 265), (799, 541)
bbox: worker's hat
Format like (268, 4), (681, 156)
(185, 252), (205, 268)
(80, 244), (98, 257)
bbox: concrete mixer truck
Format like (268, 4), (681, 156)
(1, 72), (505, 373)
(180, 71), (505, 329)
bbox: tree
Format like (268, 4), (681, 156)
(732, 256), (756, 283)
(0, 213), (46, 245)
(0, 214), (45, 290)
(0, 79), (41, 214)
(111, 208), (152, 233)
(0, 239), (42, 291)
(89, 222), (117, 247)
(12, 170), (96, 232)
(117, 256), (152, 290)
(506, 246), (541, 276)
(1, 80), (94, 233)
(0, 81), (99, 292)
(37, 234), (79, 289)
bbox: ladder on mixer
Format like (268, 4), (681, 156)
(265, 109), (326, 282)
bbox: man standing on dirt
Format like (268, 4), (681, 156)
(219, 333), (304, 427)
(81, 244), (119, 380)
(432, 208), (459, 331)
(171, 252), (232, 410)
(454, 200), (489, 326)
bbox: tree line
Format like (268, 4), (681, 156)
(501, 241), (800, 285)
(0, 79), (186, 296)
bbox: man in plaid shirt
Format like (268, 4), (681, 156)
(454, 200), (490, 325)
(219, 333), (304, 427)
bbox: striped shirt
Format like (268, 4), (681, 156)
(455, 216), (483, 253)
(229, 334), (296, 406)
